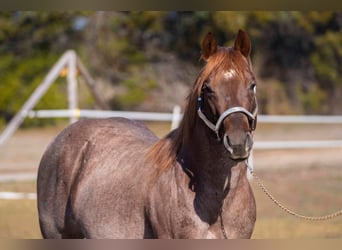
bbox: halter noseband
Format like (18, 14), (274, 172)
(197, 96), (257, 141)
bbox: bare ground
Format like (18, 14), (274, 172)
(0, 121), (341, 238)
(1, 122), (341, 173)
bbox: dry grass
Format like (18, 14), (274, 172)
(0, 181), (40, 239)
(1, 166), (341, 239)
(0, 121), (341, 239)
(251, 166), (342, 239)
(0, 199), (40, 239)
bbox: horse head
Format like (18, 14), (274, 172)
(197, 30), (258, 160)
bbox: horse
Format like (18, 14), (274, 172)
(37, 29), (258, 239)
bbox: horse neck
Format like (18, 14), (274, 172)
(176, 119), (248, 225)
(178, 118), (246, 195)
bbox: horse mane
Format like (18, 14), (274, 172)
(146, 48), (237, 174)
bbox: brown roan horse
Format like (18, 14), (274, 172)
(37, 30), (258, 239)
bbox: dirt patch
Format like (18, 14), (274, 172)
(251, 165), (342, 238)
(252, 123), (342, 170)
(0, 167), (341, 239)
(1, 122), (341, 173)
(0, 121), (341, 238)
(0, 126), (63, 174)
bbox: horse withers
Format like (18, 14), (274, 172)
(37, 29), (258, 239)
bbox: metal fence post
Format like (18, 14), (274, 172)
(67, 50), (78, 123)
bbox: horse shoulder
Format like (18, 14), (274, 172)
(147, 163), (211, 238)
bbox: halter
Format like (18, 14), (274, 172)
(197, 96), (258, 141)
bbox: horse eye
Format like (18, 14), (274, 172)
(203, 83), (214, 94)
(250, 82), (257, 93)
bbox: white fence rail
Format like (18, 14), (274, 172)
(27, 106), (183, 130)
(25, 108), (342, 150)
(1, 107), (342, 151)
(27, 109), (177, 122)
(1, 107), (342, 198)
(254, 140), (342, 150)
(0, 192), (36, 200)
(257, 115), (342, 124)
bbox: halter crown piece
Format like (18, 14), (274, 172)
(197, 96), (258, 141)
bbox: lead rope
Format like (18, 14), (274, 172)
(246, 161), (342, 221)
(219, 207), (229, 239)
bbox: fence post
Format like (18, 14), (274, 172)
(0, 51), (71, 147)
(67, 50), (78, 123)
(171, 105), (181, 130)
(76, 57), (110, 110)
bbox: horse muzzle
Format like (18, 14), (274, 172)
(197, 100), (257, 160)
(223, 131), (253, 160)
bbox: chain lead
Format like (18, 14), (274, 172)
(246, 161), (342, 221)
(219, 207), (228, 239)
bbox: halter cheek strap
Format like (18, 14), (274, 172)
(197, 96), (257, 140)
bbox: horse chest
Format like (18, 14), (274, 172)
(220, 180), (256, 238)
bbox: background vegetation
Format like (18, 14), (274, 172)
(0, 11), (341, 127)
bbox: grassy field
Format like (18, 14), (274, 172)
(0, 121), (341, 239)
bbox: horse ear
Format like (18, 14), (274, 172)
(201, 32), (217, 61)
(234, 29), (251, 58)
